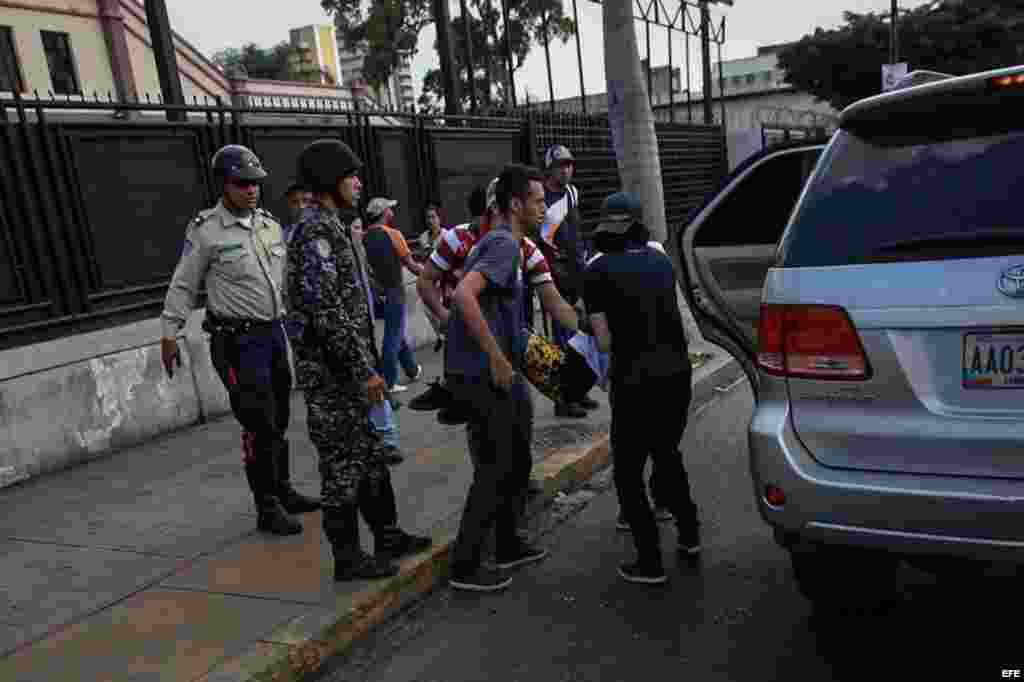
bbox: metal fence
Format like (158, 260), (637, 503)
(0, 97), (725, 351)
(761, 123), (833, 149)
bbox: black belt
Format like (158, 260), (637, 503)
(202, 313), (281, 337)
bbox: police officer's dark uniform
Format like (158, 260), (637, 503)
(161, 145), (320, 536)
(287, 139), (430, 581)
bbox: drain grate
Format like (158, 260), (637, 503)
(531, 421), (609, 453)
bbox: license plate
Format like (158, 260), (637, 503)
(963, 333), (1024, 389)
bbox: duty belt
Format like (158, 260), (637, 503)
(202, 312), (281, 337)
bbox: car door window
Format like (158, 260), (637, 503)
(691, 148), (822, 344)
(696, 149), (820, 248)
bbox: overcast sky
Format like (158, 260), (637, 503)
(168, 0), (900, 102)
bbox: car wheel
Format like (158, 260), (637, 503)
(789, 544), (902, 616)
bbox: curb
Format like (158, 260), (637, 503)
(199, 353), (741, 682)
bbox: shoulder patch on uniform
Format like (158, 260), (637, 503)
(181, 239), (193, 258)
(256, 208), (280, 225)
(315, 238), (331, 258)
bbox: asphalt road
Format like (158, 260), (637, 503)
(312, 382), (1024, 682)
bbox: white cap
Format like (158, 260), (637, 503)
(366, 197), (397, 219)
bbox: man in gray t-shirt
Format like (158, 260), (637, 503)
(443, 227), (527, 380)
(446, 164), (551, 593)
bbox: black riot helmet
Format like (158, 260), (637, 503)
(211, 145), (267, 188)
(296, 139), (363, 194)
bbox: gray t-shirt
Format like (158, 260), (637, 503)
(444, 226), (527, 379)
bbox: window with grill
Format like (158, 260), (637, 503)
(0, 27), (22, 93)
(41, 31), (80, 95)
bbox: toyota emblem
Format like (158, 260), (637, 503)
(997, 265), (1024, 298)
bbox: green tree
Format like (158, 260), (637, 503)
(418, 0), (575, 113)
(211, 42), (297, 80)
(778, 0), (1024, 111)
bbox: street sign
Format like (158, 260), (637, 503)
(882, 62), (909, 91)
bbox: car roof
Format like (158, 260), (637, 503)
(840, 63), (1024, 127)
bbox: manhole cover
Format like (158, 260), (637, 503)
(531, 422), (608, 453)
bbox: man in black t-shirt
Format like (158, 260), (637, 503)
(583, 192), (701, 586)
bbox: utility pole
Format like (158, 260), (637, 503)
(433, 0), (463, 115)
(699, 0), (714, 125)
(500, 0), (518, 108)
(890, 0), (899, 64)
(144, 0), (184, 121)
(459, 0), (478, 113)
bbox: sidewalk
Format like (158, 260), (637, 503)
(0, 341), (741, 682)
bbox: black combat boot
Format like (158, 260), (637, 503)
(323, 506), (398, 581)
(257, 497), (304, 536)
(375, 526), (433, 562)
(274, 440), (321, 514)
(247, 442), (303, 536)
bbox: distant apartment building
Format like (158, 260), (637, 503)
(336, 39), (415, 111)
(287, 25), (341, 86)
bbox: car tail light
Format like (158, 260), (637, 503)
(757, 304), (870, 380)
(992, 73), (1024, 89)
(764, 485), (786, 507)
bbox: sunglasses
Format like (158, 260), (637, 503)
(230, 179), (261, 189)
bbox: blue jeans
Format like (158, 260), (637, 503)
(551, 318), (573, 349)
(376, 288), (418, 389)
(369, 398), (400, 449)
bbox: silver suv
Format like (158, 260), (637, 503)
(679, 64), (1024, 610)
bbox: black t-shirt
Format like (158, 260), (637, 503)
(583, 246), (689, 385)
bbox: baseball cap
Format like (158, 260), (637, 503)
(593, 192), (643, 235)
(284, 180), (307, 196)
(544, 145), (574, 169)
(366, 197), (397, 219)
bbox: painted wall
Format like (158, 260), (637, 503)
(118, 1), (229, 101)
(0, 3), (116, 97)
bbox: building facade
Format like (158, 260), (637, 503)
(287, 24), (342, 86)
(0, 1), (360, 110)
(529, 42), (836, 169)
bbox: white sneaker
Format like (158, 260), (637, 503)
(390, 384), (410, 394)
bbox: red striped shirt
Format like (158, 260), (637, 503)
(430, 222), (552, 287)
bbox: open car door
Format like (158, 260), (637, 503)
(677, 141), (827, 400)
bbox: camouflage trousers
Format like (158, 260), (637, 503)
(305, 380), (389, 507)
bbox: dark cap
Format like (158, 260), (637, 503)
(284, 180), (307, 196)
(593, 192), (643, 235)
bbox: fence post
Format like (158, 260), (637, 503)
(15, 100), (75, 315)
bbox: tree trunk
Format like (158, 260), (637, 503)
(602, 0), (704, 344)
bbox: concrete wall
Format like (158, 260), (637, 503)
(0, 270), (438, 490)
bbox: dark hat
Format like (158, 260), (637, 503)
(284, 180), (307, 195)
(593, 192), (643, 235)
(296, 139), (362, 193)
(211, 145), (267, 184)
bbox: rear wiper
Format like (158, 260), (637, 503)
(872, 230), (1024, 253)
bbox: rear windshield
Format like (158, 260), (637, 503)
(778, 128), (1024, 267)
